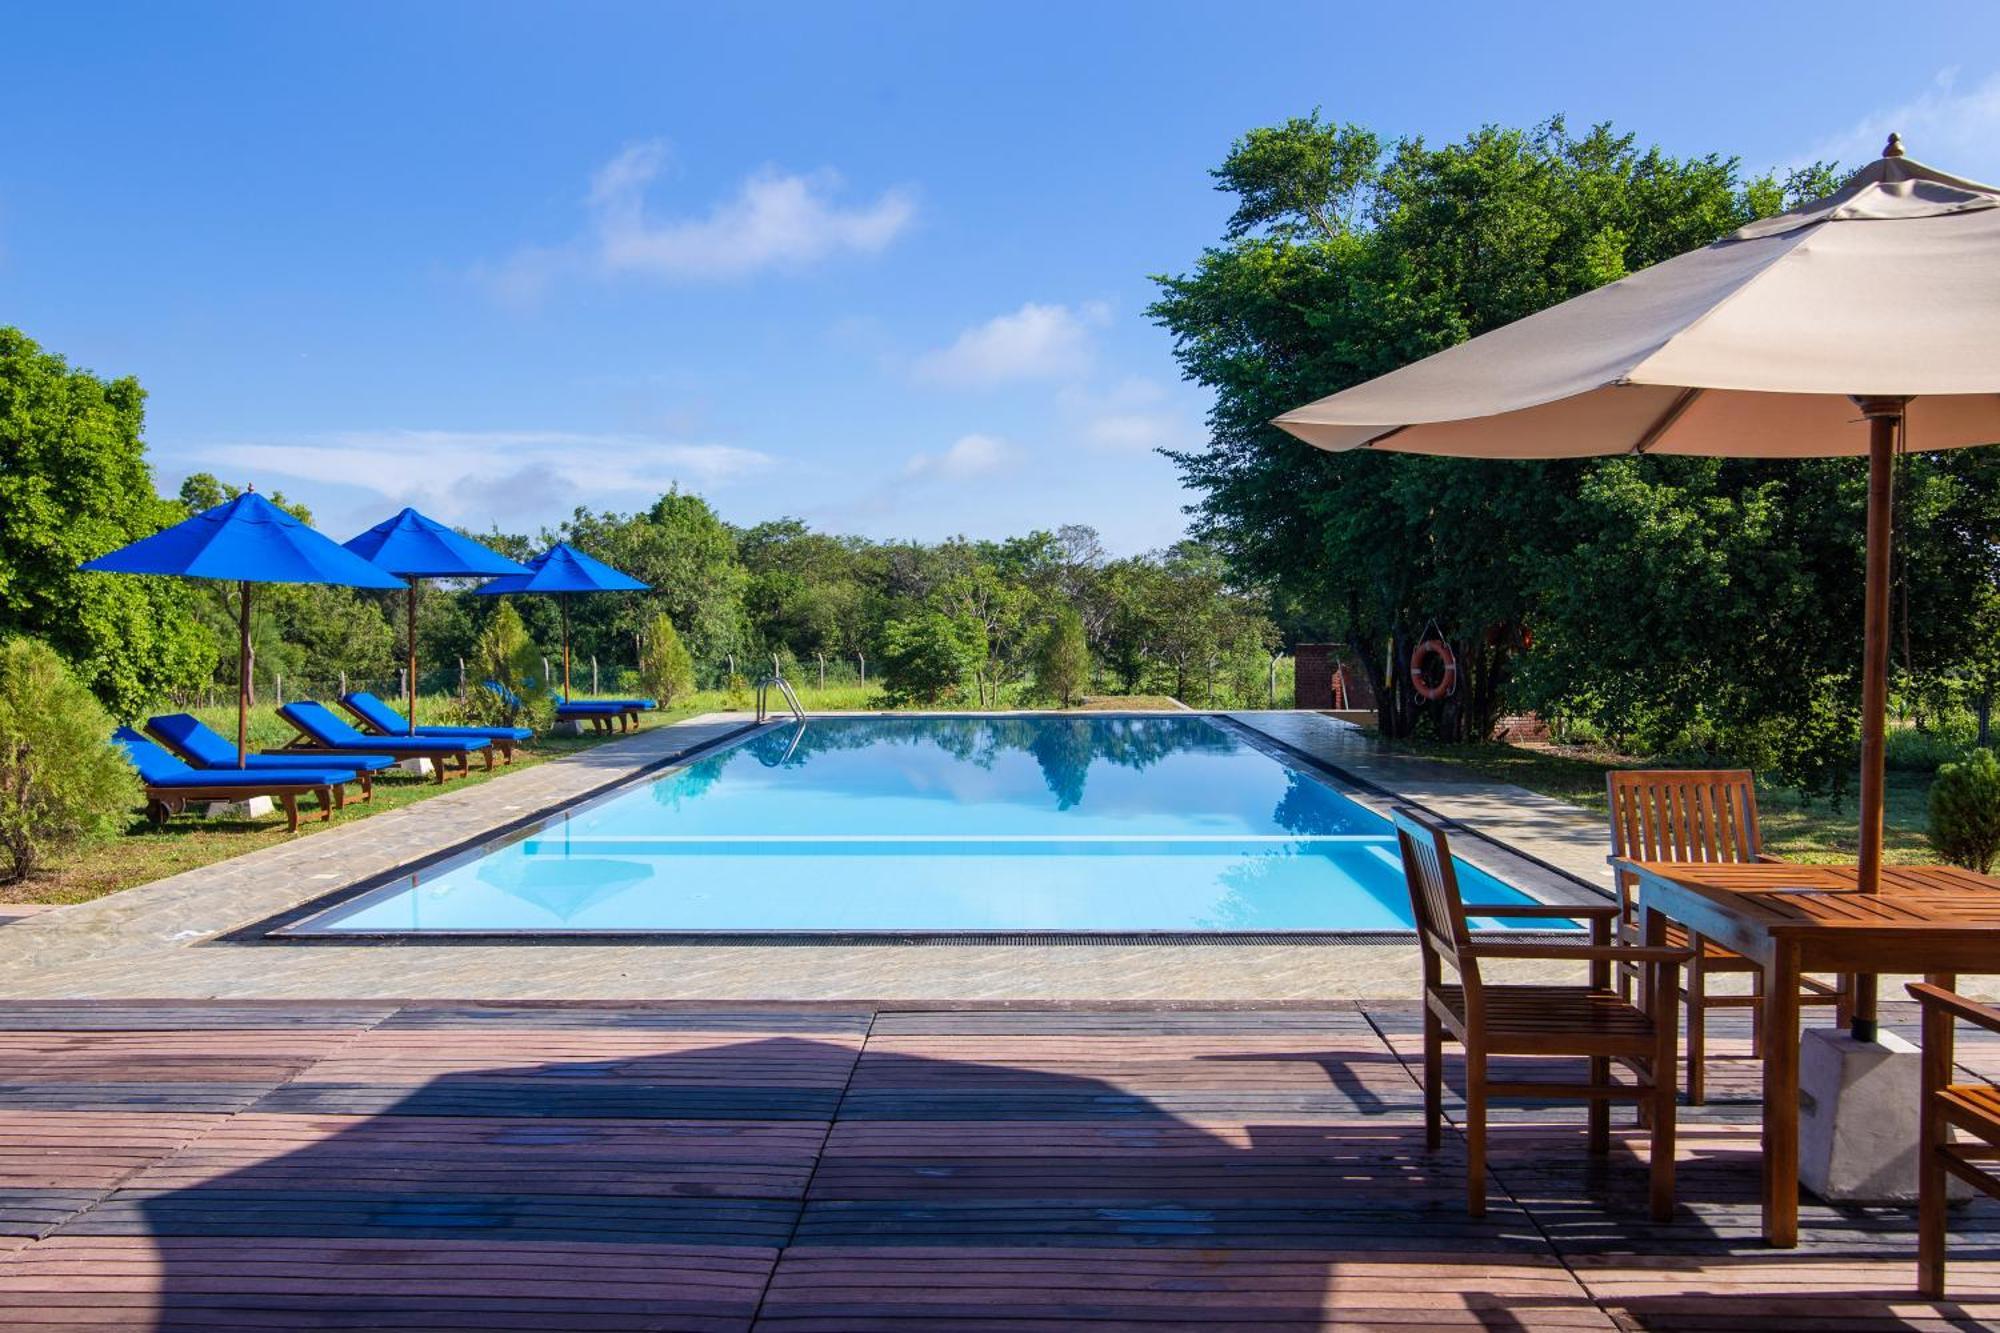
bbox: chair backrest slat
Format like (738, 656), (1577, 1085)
(1607, 769), (1761, 913)
(1391, 807), (1475, 986)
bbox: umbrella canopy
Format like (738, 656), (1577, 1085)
(477, 542), (648, 596)
(475, 543), (650, 697)
(1275, 144), (2000, 459)
(344, 508), (530, 735)
(1272, 137), (2000, 1042)
(81, 490), (404, 767)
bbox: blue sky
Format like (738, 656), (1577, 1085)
(6, 2), (2000, 552)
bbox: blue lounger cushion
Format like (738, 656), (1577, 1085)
(146, 714), (398, 774)
(113, 728), (358, 789)
(560, 694), (657, 711)
(280, 701), (491, 754)
(341, 691), (533, 743)
(482, 681), (623, 715)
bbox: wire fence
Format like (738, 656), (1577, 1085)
(165, 651), (1301, 711)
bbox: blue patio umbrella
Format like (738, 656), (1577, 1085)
(81, 489), (405, 767)
(344, 508), (531, 735)
(475, 543), (649, 698)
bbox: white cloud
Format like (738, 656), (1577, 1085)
(1058, 377), (1206, 454)
(192, 429), (772, 528)
(481, 140), (916, 300)
(901, 433), (1017, 482)
(913, 301), (1109, 387)
(1799, 68), (2000, 182)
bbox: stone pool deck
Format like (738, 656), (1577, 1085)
(0, 998), (1992, 1330)
(0, 712), (1613, 1002)
(0, 710), (1975, 1004)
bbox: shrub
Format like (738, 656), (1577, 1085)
(1929, 747), (2000, 873)
(878, 612), (985, 706)
(463, 601), (552, 728)
(723, 674), (751, 709)
(1032, 607), (1091, 708)
(638, 613), (695, 707)
(0, 637), (140, 882)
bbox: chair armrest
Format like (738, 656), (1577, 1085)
(1756, 852), (1789, 864)
(1908, 983), (2000, 1035)
(1463, 942), (1692, 964)
(1459, 902), (1617, 920)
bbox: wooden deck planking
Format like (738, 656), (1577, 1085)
(0, 1001), (1987, 1328)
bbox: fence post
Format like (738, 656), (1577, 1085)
(542, 656), (551, 689)
(592, 656), (599, 694)
(398, 668), (407, 701)
(727, 653), (735, 680)
(817, 653), (825, 691)
(339, 670), (347, 696)
(858, 651), (865, 684)
(275, 674), (283, 706)
(1268, 655), (1278, 708)
(457, 658), (465, 696)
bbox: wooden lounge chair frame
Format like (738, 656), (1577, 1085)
(143, 780), (340, 833)
(334, 695), (522, 763)
(1608, 769), (1852, 1103)
(141, 720), (376, 804)
(1393, 805), (1688, 1222)
(1909, 981), (2000, 1298)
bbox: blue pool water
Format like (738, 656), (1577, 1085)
(288, 715), (1558, 935)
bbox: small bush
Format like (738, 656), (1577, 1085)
(723, 674), (751, 710)
(0, 637), (141, 882)
(1929, 747), (2000, 873)
(464, 601), (552, 728)
(878, 612), (985, 706)
(1032, 607), (1091, 708)
(638, 613), (696, 707)
(1887, 723), (1973, 773)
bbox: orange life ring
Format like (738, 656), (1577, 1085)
(1410, 638), (1457, 702)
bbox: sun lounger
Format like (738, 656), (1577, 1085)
(337, 691), (531, 763)
(277, 701), (493, 782)
(144, 713), (396, 803)
(112, 727), (358, 831)
(482, 681), (634, 733)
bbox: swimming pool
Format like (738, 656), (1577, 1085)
(283, 714), (1564, 936)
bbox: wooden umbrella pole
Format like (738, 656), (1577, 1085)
(1852, 395), (1907, 1041)
(407, 579), (419, 736)
(237, 580), (251, 768)
(561, 593), (572, 699)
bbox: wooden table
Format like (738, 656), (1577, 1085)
(1611, 859), (2000, 1247)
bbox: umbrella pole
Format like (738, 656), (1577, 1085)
(561, 594), (571, 699)
(237, 580), (251, 768)
(1852, 396), (1907, 1041)
(407, 579), (418, 736)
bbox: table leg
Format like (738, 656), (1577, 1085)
(1761, 940), (1802, 1247)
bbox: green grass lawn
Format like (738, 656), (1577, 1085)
(1380, 736), (1937, 865)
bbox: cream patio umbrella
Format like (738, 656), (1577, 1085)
(1274, 136), (2000, 1037)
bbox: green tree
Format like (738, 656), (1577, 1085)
(638, 612), (696, 707)
(878, 612), (985, 706)
(0, 637), (140, 882)
(1032, 605), (1092, 707)
(1151, 114), (1859, 783)
(0, 329), (215, 715)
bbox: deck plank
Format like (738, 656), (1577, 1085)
(0, 999), (1987, 1329)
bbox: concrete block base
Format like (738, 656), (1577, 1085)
(551, 719), (583, 738)
(204, 795), (275, 820)
(1799, 1027), (1970, 1203)
(397, 757), (434, 777)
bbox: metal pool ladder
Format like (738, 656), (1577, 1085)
(755, 675), (806, 723)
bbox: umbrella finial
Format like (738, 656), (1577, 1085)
(245, 482), (256, 493)
(1883, 132), (1906, 159)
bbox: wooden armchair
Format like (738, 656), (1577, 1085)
(1607, 769), (1851, 1102)
(1392, 806), (1689, 1221)
(1908, 982), (2000, 1298)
